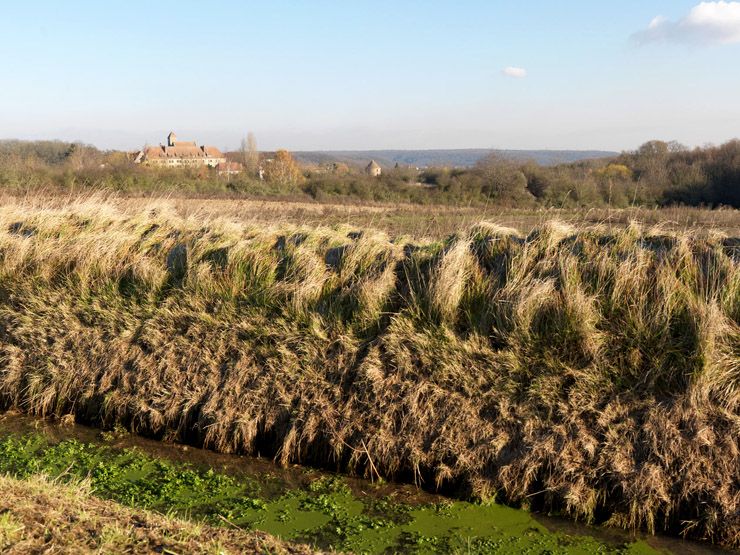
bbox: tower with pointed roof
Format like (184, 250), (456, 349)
(366, 160), (381, 177)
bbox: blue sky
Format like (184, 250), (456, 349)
(1, 1), (739, 151)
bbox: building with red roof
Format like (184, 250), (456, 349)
(134, 132), (226, 168)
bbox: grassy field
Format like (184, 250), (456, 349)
(5, 192), (740, 238)
(157, 199), (740, 238)
(0, 195), (737, 548)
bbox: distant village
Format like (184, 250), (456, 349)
(134, 132), (385, 177)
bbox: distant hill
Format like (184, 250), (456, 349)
(292, 149), (617, 168)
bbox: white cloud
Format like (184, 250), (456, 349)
(502, 66), (527, 78)
(634, 1), (740, 45)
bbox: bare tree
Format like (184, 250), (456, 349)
(240, 132), (259, 176)
(475, 153), (529, 200)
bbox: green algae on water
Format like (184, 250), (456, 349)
(0, 431), (681, 554)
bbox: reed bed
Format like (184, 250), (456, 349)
(0, 198), (737, 547)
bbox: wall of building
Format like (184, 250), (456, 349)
(145, 157), (225, 168)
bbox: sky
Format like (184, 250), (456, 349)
(1, 1), (740, 152)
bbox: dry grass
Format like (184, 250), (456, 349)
(0, 473), (317, 554)
(2, 190), (738, 238)
(0, 196), (737, 548)
(122, 198), (740, 238)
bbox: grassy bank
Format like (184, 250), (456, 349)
(0, 473), (313, 554)
(0, 199), (737, 548)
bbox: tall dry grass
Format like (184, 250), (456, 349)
(0, 197), (737, 547)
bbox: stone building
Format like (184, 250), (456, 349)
(366, 160), (382, 177)
(216, 161), (243, 176)
(134, 132), (226, 168)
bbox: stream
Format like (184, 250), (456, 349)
(0, 412), (727, 554)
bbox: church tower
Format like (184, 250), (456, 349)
(167, 131), (177, 147)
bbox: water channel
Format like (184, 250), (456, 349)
(0, 412), (727, 554)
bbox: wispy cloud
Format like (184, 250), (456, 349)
(633, 1), (740, 45)
(502, 66), (527, 78)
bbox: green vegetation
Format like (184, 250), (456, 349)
(0, 199), (736, 549)
(0, 432), (664, 553)
(0, 472), (312, 555)
(1, 138), (738, 208)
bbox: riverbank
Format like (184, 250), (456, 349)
(0, 474), (313, 555)
(0, 198), (737, 548)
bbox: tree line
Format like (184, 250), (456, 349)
(0, 138), (737, 208)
